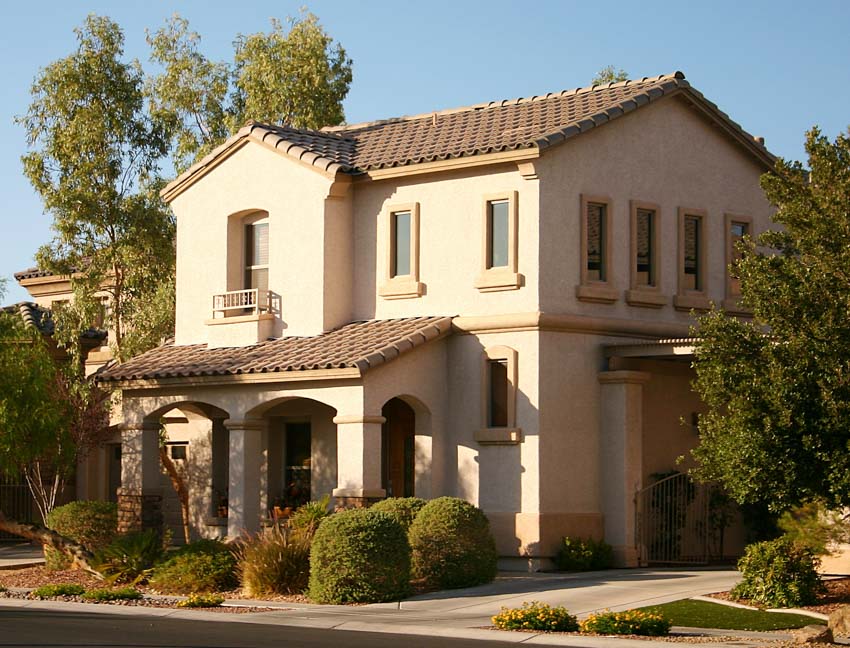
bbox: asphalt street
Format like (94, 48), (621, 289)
(0, 608), (528, 648)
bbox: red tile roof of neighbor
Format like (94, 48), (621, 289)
(161, 71), (774, 197)
(97, 316), (453, 383)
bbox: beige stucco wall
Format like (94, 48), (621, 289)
(351, 164), (540, 320)
(171, 142), (350, 344)
(537, 95), (773, 319)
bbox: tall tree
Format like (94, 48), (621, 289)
(148, 11), (352, 173)
(18, 15), (175, 363)
(0, 301), (109, 573)
(691, 127), (850, 512)
(592, 65), (629, 84)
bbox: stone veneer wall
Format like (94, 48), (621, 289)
(117, 488), (163, 535)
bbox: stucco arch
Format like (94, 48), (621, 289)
(243, 395), (339, 419)
(380, 393), (434, 499)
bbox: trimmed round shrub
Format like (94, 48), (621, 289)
(731, 537), (824, 607)
(237, 528), (311, 597)
(308, 509), (410, 604)
(370, 497), (427, 534)
(45, 501), (118, 570)
(149, 539), (238, 594)
(409, 496), (497, 590)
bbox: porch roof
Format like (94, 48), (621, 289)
(96, 316), (452, 383)
(604, 337), (697, 361)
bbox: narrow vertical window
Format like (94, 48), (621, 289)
(683, 215), (701, 291)
(586, 202), (606, 281)
(245, 222), (269, 292)
(488, 359), (509, 428)
(488, 200), (509, 269)
(391, 210), (411, 277)
(729, 221), (748, 296)
(635, 208), (655, 287)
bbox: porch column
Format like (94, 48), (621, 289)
(332, 414), (386, 507)
(118, 421), (162, 534)
(598, 370), (650, 567)
(225, 418), (266, 538)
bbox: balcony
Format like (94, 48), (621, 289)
(206, 289), (274, 348)
(211, 288), (270, 319)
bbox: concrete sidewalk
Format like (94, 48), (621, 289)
(0, 542), (43, 569)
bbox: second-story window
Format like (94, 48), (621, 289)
(683, 214), (702, 291)
(728, 219), (749, 297)
(391, 210), (412, 277)
(635, 208), (656, 287)
(586, 202), (607, 282)
(487, 199), (510, 269)
(244, 221), (269, 293)
(488, 358), (509, 428)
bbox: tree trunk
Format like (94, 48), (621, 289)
(159, 447), (190, 544)
(0, 509), (102, 578)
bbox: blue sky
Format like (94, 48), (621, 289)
(1, 0), (848, 303)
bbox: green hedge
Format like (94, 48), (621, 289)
(731, 537), (824, 607)
(370, 497), (427, 534)
(308, 509), (410, 603)
(555, 536), (613, 571)
(409, 497), (497, 589)
(44, 501), (118, 570)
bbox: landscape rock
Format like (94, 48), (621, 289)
(829, 604), (850, 636)
(792, 624), (833, 644)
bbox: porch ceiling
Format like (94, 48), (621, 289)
(604, 337), (697, 361)
(97, 316), (452, 383)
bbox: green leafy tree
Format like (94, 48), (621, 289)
(148, 11), (352, 173)
(0, 299), (109, 572)
(18, 15), (175, 363)
(692, 127), (850, 512)
(592, 65), (628, 85)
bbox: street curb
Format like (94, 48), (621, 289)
(0, 597), (793, 646)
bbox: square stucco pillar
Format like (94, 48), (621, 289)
(119, 422), (162, 534)
(225, 418), (266, 538)
(332, 415), (386, 507)
(598, 370), (650, 567)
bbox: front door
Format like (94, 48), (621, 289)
(381, 398), (415, 497)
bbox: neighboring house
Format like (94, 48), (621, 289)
(96, 71), (774, 568)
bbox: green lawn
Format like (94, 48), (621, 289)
(637, 599), (825, 631)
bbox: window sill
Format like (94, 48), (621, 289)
(721, 298), (753, 316)
(625, 289), (668, 309)
(576, 283), (618, 304)
(673, 293), (712, 312)
(474, 427), (522, 445)
(379, 278), (424, 300)
(474, 270), (523, 292)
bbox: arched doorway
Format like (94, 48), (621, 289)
(381, 398), (415, 497)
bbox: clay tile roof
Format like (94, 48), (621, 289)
(163, 71), (773, 198)
(14, 266), (56, 281)
(97, 316), (453, 383)
(0, 301), (107, 340)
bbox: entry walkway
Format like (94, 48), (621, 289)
(0, 543), (43, 569)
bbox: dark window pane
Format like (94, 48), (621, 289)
(636, 209), (655, 286)
(489, 359), (509, 428)
(245, 267), (268, 293)
(392, 211), (411, 277)
(169, 444), (187, 461)
(684, 215), (701, 291)
(488, 200), (509, 268)
(587, 203), (606, 281)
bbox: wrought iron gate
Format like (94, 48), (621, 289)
(0, 474), (35, 541)
(635, 472), (713, 565)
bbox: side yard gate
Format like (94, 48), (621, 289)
(0, 474), (35, 541)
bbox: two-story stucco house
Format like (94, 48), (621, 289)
(98, 72), (774, 568)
